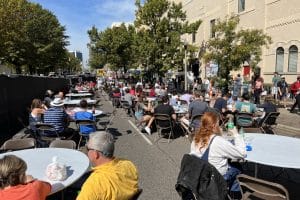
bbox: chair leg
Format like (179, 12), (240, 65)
(77, 135), (83, 149)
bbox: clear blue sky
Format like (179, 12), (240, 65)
(29, 0), (138, 68)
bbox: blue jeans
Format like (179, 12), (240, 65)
(223, 165), (241, 192)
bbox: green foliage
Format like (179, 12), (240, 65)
(0, 0), (69, 74)
(134, 0), (201, 75)
(88, 0), (201, 76)
(204, 15), (272, 82)
(87, 24), (134, 72)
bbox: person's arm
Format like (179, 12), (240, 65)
(217, 129), (246, 159)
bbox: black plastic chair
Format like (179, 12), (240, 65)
(75, 119), (96, 149)
(154, 114), (174, 143)
(35, 123), (60, 147)
(260, 112), (280, 134)
(236, 112), (254, 128)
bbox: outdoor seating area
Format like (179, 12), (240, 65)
(1, 78), (300, 200)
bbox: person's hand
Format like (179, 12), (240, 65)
(228, 127), (239, 136)
(25, 175), (35, 183)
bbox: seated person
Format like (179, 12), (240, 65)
(43, 89), (54, 109)
(213, 93), (228, 114)
(123, 88), (135, 115)
(148, 85), (156, 97)
(256, 95), (277, 124)
(43, 98), (73, 138)
(0, 155), (51, 200)
(234, 93), (257, 125)
(75, 99), (96, 134)
(143, 95), (176, 135)
(29, 98), (46, 132)
(180, 90), (193, 105)
(181, 90), (208, 130)
(112, 88), (121, 98)
(135, 95), (153, 127)
(77, 132), (139, 200)
(129, 85), (136, 96)
(190, 112), (246, 195)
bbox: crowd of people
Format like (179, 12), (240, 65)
(1, 72), (299, 200)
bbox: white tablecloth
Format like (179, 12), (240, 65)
(245, 133), (300, 169)
(65, 93), (93, 97)
(1, 148), (90, 194)
(64, 99), (97, 105)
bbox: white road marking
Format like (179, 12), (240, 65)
(128, 120), (153, 145)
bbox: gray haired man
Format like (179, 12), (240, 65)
(77, 131), (139, 200)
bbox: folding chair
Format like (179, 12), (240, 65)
(120, 100), (133, 116)
(49, 139), (76, 149)
(237, 174), (289, 200)
(2, 138), (36, 152)
(35, 123), (60, 147)
(260, 112), (280, 134)
(236, 112), (254, 128)
(154, 114), (174, 143)
(75, 119), (96, 149)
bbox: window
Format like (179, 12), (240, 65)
(210, 19), (216, 38)
(288, 45), (298, 72)
(192, 32), (196, 43)
(275, 47), (284, 72)
(238, 0), (245, 12)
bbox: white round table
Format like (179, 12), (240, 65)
(65, 93), (93, 98)
(64, 99), (97, 106)
(1, 148), (90, 194)
(244, 133), (300, 176)
(66, 107), (103, 117)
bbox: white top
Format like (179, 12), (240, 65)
(63, 99), (97, 105)
(65, 93), (93, 97)
(244, 133), (300, 169)
(190, 135), (246, 175)
(1, 148), (90, 194)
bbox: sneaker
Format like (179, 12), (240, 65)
(145, 127), (151, 135)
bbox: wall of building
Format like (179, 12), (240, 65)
(178, 0), (300, 84)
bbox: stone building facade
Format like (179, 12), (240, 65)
(174, 0), (300, 84)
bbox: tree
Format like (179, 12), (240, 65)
(134, 0), (201, 76)
(204, 16), (272, 88)
(0, 0), (69, 74)
(87, 24), (135, 72)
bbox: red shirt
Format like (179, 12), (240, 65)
(0, 180), (51, 200)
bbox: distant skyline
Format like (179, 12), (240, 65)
(29, 0), (138, 68)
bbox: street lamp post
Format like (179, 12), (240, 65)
(184, 40), (188, 91)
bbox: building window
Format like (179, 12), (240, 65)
(275, 47), (284, 72)
(238, 0), (245, 13)
(288, 45), (298, 72)
(210, 19), (216, 38)
(192, 32), (196, 43)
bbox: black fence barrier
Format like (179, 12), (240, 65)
(0, 75), (69, 145)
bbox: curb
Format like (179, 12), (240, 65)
(277, 124), (300, 132)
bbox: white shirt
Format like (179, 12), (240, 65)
(190, 135), (246, 175)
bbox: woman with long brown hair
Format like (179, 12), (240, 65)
(190, 112), (246, 194)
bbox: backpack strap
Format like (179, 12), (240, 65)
(201, 135), (217, 161)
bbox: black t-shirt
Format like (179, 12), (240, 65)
(259, 102), (277, 113)
(154, 104), (175, 127)
(213, 97), (227, 113)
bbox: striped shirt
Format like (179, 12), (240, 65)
(44, 107), (68, 133)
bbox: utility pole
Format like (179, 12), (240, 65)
(184, 40), (188, 91)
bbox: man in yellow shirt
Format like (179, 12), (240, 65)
(77, 131), (139, 200)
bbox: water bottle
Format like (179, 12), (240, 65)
(239, 127), (245, 139)
(227, 117), (234, 130)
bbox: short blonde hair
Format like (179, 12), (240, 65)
(0, 155), (27, 189)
